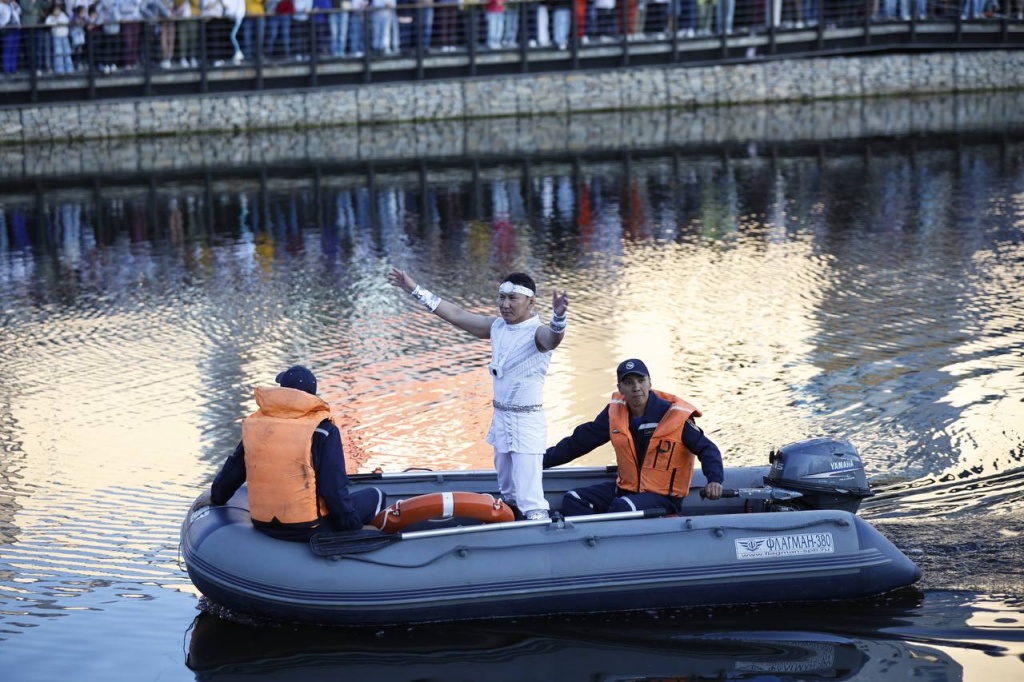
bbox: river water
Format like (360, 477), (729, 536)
(1, 94), (1023, 681)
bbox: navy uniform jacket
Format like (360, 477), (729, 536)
(543, 391), (725, 487)
(210, 418), (366, 539)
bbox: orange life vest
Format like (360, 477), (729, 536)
(241, 386), (332, 529)
(608, 389), (701, 498)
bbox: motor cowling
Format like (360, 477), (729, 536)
(764, 438), (874, 513)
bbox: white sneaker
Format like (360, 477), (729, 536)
(231, 51), (244, 64)
(190, 58), (199, 68)
(525, 510), (550, 521)
(180, 58), (189, 68)
(160, 59), (171, 69)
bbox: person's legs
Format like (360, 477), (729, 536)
(510, 452), (548, 517)
(503, 4), (518, 44)
(553, 7), (569, 47)
(349, 12), (364, 54)
(536, 4), (550, 45)
(494, 450), (515, 504)
(329, 11), (344, 55)
(608, 491), (680, 515)
(420, 6), (433, 49)
(561, 481), (617, 516)
(371, 9), (386, 50)
(230, 16), (244, 59)
(349, 487), (386, 524)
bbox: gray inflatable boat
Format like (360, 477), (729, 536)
(181, 438), (921, 626)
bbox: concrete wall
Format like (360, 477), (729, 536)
(3, 50), (1024, 144)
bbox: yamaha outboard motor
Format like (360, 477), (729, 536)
(763, 438), (874, 514)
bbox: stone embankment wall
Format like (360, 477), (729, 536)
(1, 50), (1023, 145)
(4, 91), (1022, 182)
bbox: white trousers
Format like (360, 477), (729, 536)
(494, 450), (549, 514)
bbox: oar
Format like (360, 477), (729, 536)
(699, 487), (803, 501)
(310, 507), (668, 557)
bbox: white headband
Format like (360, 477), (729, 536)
(498, 282), (535, 297)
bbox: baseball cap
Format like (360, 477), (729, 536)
(616, 359), (649, 383)
(275, 365), (317, 395)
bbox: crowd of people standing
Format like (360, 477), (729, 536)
(0, 0), (1014, 76)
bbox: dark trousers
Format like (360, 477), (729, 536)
(561, 480), (681, 516)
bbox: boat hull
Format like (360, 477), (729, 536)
(181, 467), (921, 626)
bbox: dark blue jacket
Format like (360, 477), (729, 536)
(211, 418), (366, 540)
(543, 391), (724, 485)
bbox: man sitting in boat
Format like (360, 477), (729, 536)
(209, 365), (385, 541)
(543, 359), (724, 515)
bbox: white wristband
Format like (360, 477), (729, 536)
(549, 312), (567, 334)
(411, 285), (441, 313)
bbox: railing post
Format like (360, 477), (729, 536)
(86, 28), (97, 100)
(670, 0), (679, 63)
(816, 0), (825, 50)
(519, 0), (529, 73)
(143, 21), (153, 97)
(719, 0), (727, 59)
(256, 16), (264, 91)
(863, 0), (871, 47)
(200, 19), (209, 93)
(28, 27), (39, 104)
(311, 11), (320, 88)
(363, 10), (372, 84)
(468, 2), (478, 77)
(570, 0), (579, 69)
(621, 0), (630, 67)
(416, 5), (425, 80)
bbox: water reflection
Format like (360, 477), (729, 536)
(185, 595), (975, 682)
(2, 133), (1023, 488)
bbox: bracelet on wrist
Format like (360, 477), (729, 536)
(411, 285), (441, 313)
(549, 312), (567, 334)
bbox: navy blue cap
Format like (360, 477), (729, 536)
(276, 365), (317, 395)
(616, 359), (649, 383)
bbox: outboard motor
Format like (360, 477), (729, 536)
(763, 438), (874, 513)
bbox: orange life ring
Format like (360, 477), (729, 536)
(371, 492), (515, 534)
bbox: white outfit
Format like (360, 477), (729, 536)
(485, 314), (552, 515)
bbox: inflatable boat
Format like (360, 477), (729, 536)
(180, 438), (921, 626)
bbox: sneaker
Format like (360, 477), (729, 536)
(190, 58), (199, 68)
(180, 58), (190, 68)
(524, 509), (550, 521)
(160, 59), (171, 69)
(231, 51), (244, 64)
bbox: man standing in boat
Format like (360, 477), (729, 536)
(210, 365), (385, 541)
(387, 267), (569, 521)
(544, 358), (724, 515)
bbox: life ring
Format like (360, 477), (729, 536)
(371, 492), (515, 534)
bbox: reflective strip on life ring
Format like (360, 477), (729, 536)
(371, 492), (515, 534)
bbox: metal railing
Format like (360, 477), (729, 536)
(1, 0), (1022, 105)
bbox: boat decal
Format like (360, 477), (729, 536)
(735, 532), (835, 560)
(190, 506), (211, 524)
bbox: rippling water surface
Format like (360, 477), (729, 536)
(1, 102), (1023, 680)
